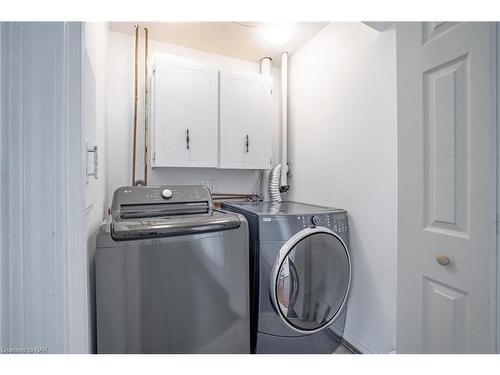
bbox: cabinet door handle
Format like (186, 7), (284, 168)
(245, 134), (249, 153)
(186, 129), (190, 150)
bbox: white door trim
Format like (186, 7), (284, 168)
(0, 21), (3, 349)
(62, 21), (90, 354)
(497, 21), (500, 354)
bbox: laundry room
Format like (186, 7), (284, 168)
(1, 1), (500, 372)
(82, 21), (397, 354)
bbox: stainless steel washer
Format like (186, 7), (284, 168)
(96, 185), (250, 353)
(222, 201), (351, 354)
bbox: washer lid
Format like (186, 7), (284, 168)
(111, 210), (241, 241)
(270, 227), (351, 334)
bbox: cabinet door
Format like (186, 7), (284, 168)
(219, 71), (272, 169)
(151, 54), (217, 168)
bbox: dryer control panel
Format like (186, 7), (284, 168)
(296, 213), (348, 234)
(222, 201), (349, 245)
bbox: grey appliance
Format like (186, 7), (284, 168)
(221, 201), (351, 354)
(96, 185), (250, 353)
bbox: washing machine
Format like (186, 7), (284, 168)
(221, 201), (351, 354)
(95, 185), (250, 353)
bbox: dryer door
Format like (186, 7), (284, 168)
(270, 227), (351, 334)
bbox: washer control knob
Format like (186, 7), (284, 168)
(311, 215), (321, 226)
(161, 189), (173, 199)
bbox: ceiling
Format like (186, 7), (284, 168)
(108, 22), (329, 64)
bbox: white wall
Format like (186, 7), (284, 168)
(287, 22), (397, 353)
(106, 30), (281, 208)
(83, 22), (109, 352)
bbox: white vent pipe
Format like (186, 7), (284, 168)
(260, 57), (272, 201)
(260, 56), (272, 76)
(280, 52), (289, 190)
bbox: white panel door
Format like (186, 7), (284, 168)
(151, 54), (218, 168)
(219, 71), (272, 169)
(1, 22), (88, 353)
(397, 22), (496, 353)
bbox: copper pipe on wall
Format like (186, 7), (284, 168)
(143, 27), (149, 185)
(132, 24), (139, 185)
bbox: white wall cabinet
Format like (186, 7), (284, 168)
(151, 54), (218, 168)
(219, 71), (273, 169)
(150, 53), (273, 170)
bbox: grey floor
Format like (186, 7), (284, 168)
(333, 343), (355, 354)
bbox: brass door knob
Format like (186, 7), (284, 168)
(436, 254), (450, 266)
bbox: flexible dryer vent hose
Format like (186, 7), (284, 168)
(270, 164), (282, 202)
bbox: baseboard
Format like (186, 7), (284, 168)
(329, 329), (361, 354)
(337, 337), (362, 354)
(342, 326), (392, 354)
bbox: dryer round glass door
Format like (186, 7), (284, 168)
(270, 227), (351, 334)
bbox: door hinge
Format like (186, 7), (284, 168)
(152, 150), (156, 161)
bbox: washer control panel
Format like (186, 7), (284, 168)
(111, 185), (213, 216)
(296, 212), (348, 233)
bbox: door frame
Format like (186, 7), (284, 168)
(0, 20), (3, 350)
(496, 21), (500, 354)
(64, 21), (91, 354)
